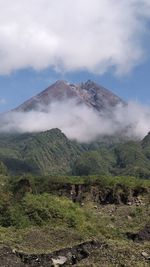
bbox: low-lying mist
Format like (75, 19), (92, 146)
(0, 100), (150, 142)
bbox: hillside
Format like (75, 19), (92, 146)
(0, 117), (150, 266)
(0, 129), (83, 175)
(0, 174), (149, 266)
(0, 129), (150, 178)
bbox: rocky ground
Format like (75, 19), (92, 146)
(0, 180), (149, 266)
(0, 203), (149, 266)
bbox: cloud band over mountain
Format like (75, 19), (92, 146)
(1, 100), (150, 142)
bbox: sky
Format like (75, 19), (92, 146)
(0, 0), (150, 113)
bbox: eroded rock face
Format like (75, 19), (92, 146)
(0, 240), (106, 267)
(89, 184), (149, 205)
(0, 247), (25, 267)
(56, 183), (149, 206)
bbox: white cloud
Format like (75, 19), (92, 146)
(1, 100), (150, 142)
(0, 0), (149, 75)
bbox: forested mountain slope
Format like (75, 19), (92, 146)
(0, 129), (150, 178)
(0, 129), (83, 175)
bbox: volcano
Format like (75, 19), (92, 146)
(15, 80), (124, 112)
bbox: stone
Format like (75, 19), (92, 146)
(52, 256), (67, 266)
(141, 251), (149, 259)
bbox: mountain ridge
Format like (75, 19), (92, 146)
(14, 80), (125, 112)
(0, 128), (150, 178)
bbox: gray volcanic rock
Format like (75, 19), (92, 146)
(15, 80), (124, 112)
(79, 80), (124, 111)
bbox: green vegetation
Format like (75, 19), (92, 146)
(0, 161), (7, 175)
(0, 173), (149, 266)
(0, 129), (150, 265)
(0, 129), (83, 175)
(73, 149), (115, 176)
(0, 174), (149, 229)
(2, 193), (90, 230)
(0, 129), (150, 179)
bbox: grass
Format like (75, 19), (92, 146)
(0, 174), (149, 266)
(0, 202), (149, 266)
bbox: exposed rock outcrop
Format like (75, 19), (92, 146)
(0, 240), (106, 267)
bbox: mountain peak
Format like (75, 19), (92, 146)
(84, 79), (96, 86)
(14, 80), (125, 112)
(54, 80), (69, 86)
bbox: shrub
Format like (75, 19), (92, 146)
(22, 193), (86, 228)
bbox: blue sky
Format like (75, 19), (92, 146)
(0, 59), (150, 113)
(0, 0), (150, 112)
